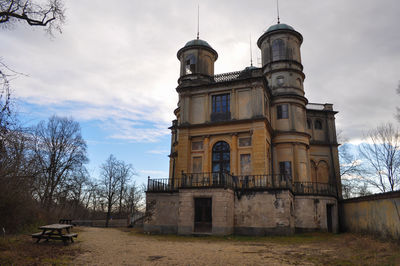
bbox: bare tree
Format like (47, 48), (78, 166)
(31, 115), (88, 210)
(0, 0), (65, 34)
(124, 182), (143, 215)
(359, 123), (400, 192)
(396, 81), (400, 123)
(100, 154), (122, 227)
(117, 161), (134, 214)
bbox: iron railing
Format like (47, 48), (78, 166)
(147, 173), (338, 197)
(293, 182), (337, 196)
(234, 174), (292, 190)
(180, 172), (233, 188)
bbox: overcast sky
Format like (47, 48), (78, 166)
(1, 0), (399, 185)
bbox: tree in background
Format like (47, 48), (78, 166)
(31, 115), (88, 211)
(396, 81), (400, 123)
(0, 0), (65, 34)
(359, 123), (400, 192)
(100, 155), (122, 227)
(339, 143), (369, 198)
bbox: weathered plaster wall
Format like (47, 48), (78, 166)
(144, 192), (179, 234)
(295, 196), (338, 233)
(234, 190), (294, 235)
(178, 188), (234, 235)
(340, 192), (400, 239)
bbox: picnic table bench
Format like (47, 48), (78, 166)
(32, 224), (78, 245)
(59, 219), (72, 224)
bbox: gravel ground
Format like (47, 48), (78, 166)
(74, 227), (400, 265)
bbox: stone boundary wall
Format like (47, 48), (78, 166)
(73, 219), (128, 227)
(340, 191), (400, 239)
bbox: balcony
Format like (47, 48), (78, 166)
(146, 172), (338, 197)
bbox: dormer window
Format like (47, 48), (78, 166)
(185, 54), (196, 74)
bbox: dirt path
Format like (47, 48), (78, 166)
(74, 227), (400, 265)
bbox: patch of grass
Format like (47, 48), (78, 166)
(0, 234), (82, 265)
(124, 227), (339, 244)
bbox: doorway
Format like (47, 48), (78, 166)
(326, 204), (333, 232)
(194, 198), (212, 233)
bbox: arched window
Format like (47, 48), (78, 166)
(315, 120), (323, 130)
(272, 39), (286, 61)
(212, 141), (230, 173)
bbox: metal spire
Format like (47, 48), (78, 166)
(197, 5), (200, 39)
(277, 0), (280, 24)
(250, 35), (253, 67)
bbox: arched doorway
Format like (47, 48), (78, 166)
(212, 141), (230, 173)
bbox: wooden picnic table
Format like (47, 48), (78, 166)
(32, 224), (78, 245)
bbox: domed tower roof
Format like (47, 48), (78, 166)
(257, 22), (303, 48)
(266, 23), (295, 33)
(177, 38), (218, 59)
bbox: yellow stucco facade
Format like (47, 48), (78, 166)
(168, 24), (341, 196)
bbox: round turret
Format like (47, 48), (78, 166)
(177, 38), (218, 84)
(257, 23), (303, 66)
(257, 22), (305, 97)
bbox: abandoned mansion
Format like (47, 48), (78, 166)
(144, 21), (342, 235)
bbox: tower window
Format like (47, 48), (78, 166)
(185, 54), (196, 74)
(315, 120), (323, 130)
(279, 161), (292, 181)
(272, 39), (286, 61)
(277, 104), (289, 119)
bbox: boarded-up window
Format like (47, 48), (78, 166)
(317, 161), (329, 183)
(272, 39), (286, 61)
(192, 157), (202, 173)
(239, 137), (251, 147)
(240, 154), (251, 175)
(192, 141), (203, 150)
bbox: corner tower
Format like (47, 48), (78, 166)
(177, 38), (218, 85)
(258, 23), (311, 184)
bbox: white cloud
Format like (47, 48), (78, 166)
(146, 149), (169, 155)
(1, 0), (400, 144)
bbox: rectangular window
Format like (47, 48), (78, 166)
(192, 157), (203, 173)
(239, 137), (252, 147)
(279, 161), (292, 181)
(277, 104), (289, 119)
(191, 141), (203, 151)
(212, 94), (230, 113)
(240, 154), (251, 175)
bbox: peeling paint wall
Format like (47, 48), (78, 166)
(295, 196), (338, 233)
(340, 192), (400, 239)
(234, 190), (295, 235)
(178, 188), (234, 235)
